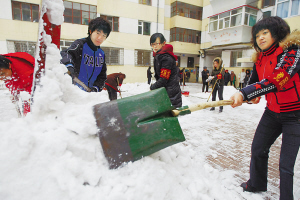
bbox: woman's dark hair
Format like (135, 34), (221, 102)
(213, 59), (219, 64)
(88, 17), (111, 37)
(0, 55), (11, 69)
(251, 16), (290, 52)
(150, 33), (166, 44)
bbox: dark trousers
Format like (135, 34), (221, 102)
(230, 81), (236, 88)
(239, 82), (244, 89)
(211, 84), (224, 110)
(202, 81), (208, 92)
(148, 77), (151, 85)
(106, 86), (118, 101)
(249, 108), (300, 200)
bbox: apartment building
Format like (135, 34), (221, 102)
(1, 0), (298, 84)
(200, 0), (300, 86)
(0, 0), (203, 83)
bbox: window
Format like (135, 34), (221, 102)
(139, 0), (151, 6)
(60, 40), (75, 51)
(262, 0), (275, 8)
(263, 11), (272, 19)
(277, 0), (300, 18)
(187, 57), (194, 68)
(244, 7), (257, 26)
(135, 50), (153, 66)
(102, 47), (124, 65)
(63, 1), (97, 25)
(171, 1), (203, 20)
(138, 21), (151, 35)
(12, 1), (39, 22)
(177, 56), (181, 67)
(170, 28), (201, 44)
(101, 15), (119, 32)
(7, 40), (36, 57)
(209, 6), (258, 32)
(231, 51), (242, 67)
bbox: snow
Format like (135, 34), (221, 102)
(0, 81), (267, 200)
(0, 1), (298, 199)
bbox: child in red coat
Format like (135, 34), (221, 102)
(0, 52), (34, 115)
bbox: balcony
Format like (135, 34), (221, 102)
(208, 25), (252, 46)
(208, 5), (258, 47)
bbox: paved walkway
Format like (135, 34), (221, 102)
(202, 96), (300, 200)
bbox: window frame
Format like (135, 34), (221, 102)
(139, 0), (151, 6)
(102, 47), (124, 65)
(135, 49), (153, 66)
(138, 20), (151, 36)
(101, 15), (119, 32)
(7, 40), (36, 57)
(262, 0), (275, 8)
(230, 51), (242, 67)
(171, 1), (203, 20)
(63, 1), (97, 25)
(12, 1), (39, 22)
(209, 5), (258, 32)
(170, 27), (201, 44)
(276, 0), (300, 18)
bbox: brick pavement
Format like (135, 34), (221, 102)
(204, 110), (300, 199)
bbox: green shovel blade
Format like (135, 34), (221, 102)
(93, 87), (185, 169)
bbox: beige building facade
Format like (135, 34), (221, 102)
(0, 0), (299, 84)
(0, 0), (203, 83)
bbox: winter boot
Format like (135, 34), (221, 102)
(240, 181), (266, 193)
(219, 106), (223, 113)
(210, 107), (215, 111)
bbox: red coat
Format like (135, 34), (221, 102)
(3, 52), (34, 96)
(240, 31), (300, 113)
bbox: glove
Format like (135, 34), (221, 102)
(90, 87), (98, 92)
(67, 66), (75, 78)
(206, 76), (214, 82)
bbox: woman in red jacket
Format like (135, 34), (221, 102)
(230, 17), (300, 199)
(0, 52), (34, 115)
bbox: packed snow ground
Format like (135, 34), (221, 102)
(1, 71), (299, 199)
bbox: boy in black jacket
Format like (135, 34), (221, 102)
(61, 17), (111, 92)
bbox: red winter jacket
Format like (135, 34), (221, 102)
(3, 52), (34, 96)
(3, 52), (34, 115)
(240, 31), (300, 113)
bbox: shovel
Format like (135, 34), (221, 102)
(93, 87), (233, 169)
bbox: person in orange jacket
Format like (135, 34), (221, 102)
(0, 52), (34, 115)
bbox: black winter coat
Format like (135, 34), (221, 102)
(224, 72), (231, 83)
(150, 51), (182, 108)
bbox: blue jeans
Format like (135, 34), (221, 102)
(249, 107), (300, 200)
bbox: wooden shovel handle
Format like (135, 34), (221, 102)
(171, 100), (234, 117)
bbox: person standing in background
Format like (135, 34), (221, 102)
(105, 73), (126, 101)
(238, 69), (246, 89)
(230, 71), (236, 88)
(201, 66), (209, 93)
(210, 57), (225, 112)
(147, 66), (152, 85)
(224, 70), (231, 86)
